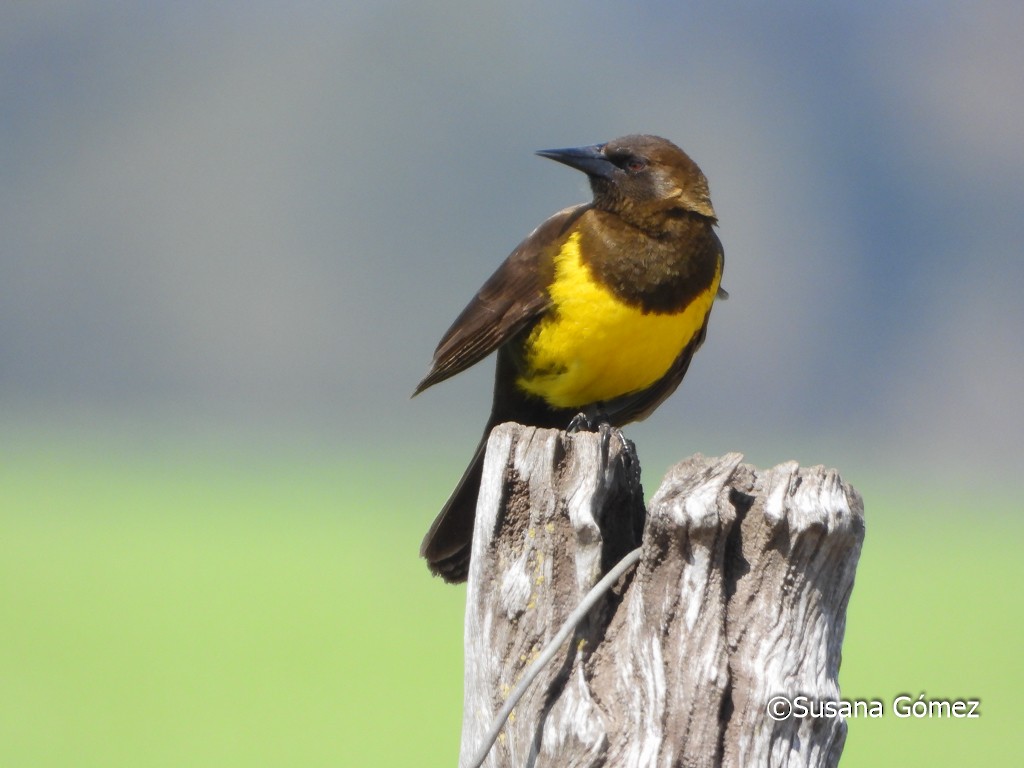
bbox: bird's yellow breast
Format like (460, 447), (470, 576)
(517, 231), (720, 408)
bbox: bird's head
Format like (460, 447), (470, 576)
(537, 134), (716, 231)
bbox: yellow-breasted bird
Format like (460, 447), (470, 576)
(414, 134), (725, 583)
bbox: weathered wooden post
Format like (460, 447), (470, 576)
(459, 423), (864, 768)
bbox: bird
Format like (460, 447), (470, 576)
(413, 134), (725, 583)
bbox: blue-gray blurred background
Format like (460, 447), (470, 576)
(2, 4), (1022, 765)
(4, 2), (1021, 480)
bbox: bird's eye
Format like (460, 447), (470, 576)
(606, 151), (648, 173)
(619, 156), (647, 172)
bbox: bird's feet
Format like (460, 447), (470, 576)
(567, 412), (594, 433)
(566, 405), (611, 434)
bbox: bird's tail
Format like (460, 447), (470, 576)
(420, 436), (487, 584)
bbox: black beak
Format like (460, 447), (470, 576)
(536, 144), (615, 180)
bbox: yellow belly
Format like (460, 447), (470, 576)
(517, 231), (720, 408)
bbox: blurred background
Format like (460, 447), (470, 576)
(2, 2), (1021, 765)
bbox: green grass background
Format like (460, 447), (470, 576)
(2, 439), (1018, 766)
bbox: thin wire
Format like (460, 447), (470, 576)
(463, 546), (643, 768)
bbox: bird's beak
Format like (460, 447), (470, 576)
(536, 144), (615, 179)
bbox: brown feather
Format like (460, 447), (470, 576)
(413, 204), (588, 396)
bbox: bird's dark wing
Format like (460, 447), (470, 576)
(413, 204), (589, 395)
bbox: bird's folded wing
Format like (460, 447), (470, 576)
(413, 204), (589, 395)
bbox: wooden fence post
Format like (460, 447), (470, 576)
(458, 423), (864, 768)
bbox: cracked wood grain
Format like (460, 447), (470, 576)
(458, 423), (864, 768)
